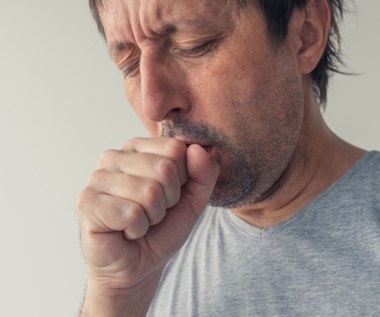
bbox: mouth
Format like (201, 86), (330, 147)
(179, 139), (214, 153)
(199, 144), (213, 153)
(185, 143), (213, 152)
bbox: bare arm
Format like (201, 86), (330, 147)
(77, 138), (219, 316)
(80, 273), (160, 317)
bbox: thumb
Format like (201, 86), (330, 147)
(182, 144), (220, 215)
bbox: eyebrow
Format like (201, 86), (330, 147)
(107, 17), (219, 58)
(108, 41), (128, 56)
(180, 17), (219, 30)
(107, 24), (176, 57)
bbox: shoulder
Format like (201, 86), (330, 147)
(359, 151), (380, 173)
(352, 151), (380, 192)
(337, 151), (380, 187)
(345, 151), (380, 211)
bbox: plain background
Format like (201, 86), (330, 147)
(0, 1), (378, 316)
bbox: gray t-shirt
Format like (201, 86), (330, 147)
(147, 151), (380, 317)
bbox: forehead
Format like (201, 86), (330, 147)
(99, 0), (238, 44)
(100, 0), (228, 20)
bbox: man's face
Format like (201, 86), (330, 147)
(100, 0), (306, 208)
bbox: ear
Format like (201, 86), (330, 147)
(289, 0), (331, 74)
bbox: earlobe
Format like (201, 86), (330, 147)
(297, 0), (331, 74)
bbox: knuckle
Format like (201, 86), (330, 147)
(165, 139), (187, 159)
(144, 179), (164, 208)
(156, 158), (177, 184)
(97, 149), (119, 168)
(130, 136), (144, 144)
(143, 179), (168, 225)
(76, 188), (96, 216)
(124, 203), (147, 230)
(90, 169), (108, 184)
(124, 225), (148, 240)
(123, 137), (143, 150)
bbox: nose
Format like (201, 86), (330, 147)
(139, 51), (189, 122)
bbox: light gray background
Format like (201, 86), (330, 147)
(0, 1), (378, 316)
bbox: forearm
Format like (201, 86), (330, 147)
(80, 274), (161, 317)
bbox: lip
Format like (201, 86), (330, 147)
(202, 144), (215, 153)
(196, 144), (213, 153)
(175, 137), (214, 153)
(188, 143), (214, 153)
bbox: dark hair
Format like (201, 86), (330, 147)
(89, 0), (345, 106)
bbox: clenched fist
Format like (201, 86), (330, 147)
(77, 137), (219, 316)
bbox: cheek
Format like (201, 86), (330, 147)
(199, 59), (303, 147)
(124, 80), (138, 109)
(188, 58), (272, 133)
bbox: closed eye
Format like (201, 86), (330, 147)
(122, 59), (140, 78)
(174, 40), (217, 58)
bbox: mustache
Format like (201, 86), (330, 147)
(161, 118), (224, 144)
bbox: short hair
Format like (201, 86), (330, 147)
(88, 0), (346, 106)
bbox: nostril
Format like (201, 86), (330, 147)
(165, 107), (182, 119)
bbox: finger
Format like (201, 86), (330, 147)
(96, 153), (183, 207)
(92, 171), (168, 225)
(182, 144), (220, 215)
(78, 191), (150, 240)
(133, 145), (219, 255)
(123, 137), (188, 185)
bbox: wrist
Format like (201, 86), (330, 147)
(80, 272), (162, 317)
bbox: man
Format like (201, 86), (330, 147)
(77, 0), (380, 316)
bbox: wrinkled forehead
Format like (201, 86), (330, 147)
(99, 0), (237, 43)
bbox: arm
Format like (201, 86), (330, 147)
(80, 273), (160, 317)
(77, 138), (219, 316)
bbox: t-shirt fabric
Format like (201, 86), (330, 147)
(147, 151), (380, 317)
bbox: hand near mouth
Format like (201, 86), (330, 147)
(77, 137), (219, 316)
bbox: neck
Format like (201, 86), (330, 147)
(232, 86), (365, 228)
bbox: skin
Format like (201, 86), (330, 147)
(104, 0), (305, 209)
(77, 0), (364, 316)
